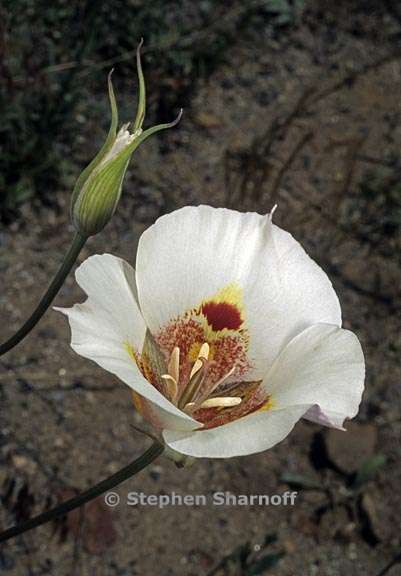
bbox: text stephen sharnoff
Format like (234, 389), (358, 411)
(126, 491), (298, 509)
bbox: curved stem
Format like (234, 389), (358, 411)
(0, 232), (87, 357)
(0, 441), (164, 544)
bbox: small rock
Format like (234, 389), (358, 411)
(194, 111), (222, 129)
(12, 455), (38, 475)
(149, 466), (162, 481)
(283, 539), (296, 554)
(359, 490), (391, 543)
(319, 506), (351, 541)
(54, 437), (64, 448)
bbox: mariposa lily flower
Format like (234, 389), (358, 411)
(56, 206), (365, 458)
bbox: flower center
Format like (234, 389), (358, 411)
(129, 283), (271, 429)
(161, 342), (242, 414)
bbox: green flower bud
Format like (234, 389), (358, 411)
(71, 42), (182, 237)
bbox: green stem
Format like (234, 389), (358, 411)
(0, 232), (87, 357)
(0, 441), (164, 544)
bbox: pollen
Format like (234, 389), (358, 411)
(258, 397), (274, 412)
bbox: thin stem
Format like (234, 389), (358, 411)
(375, 550), (401, 576)
(0, 232), (87, 357)
(0, 441), (164, 544)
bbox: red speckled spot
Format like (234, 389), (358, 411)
(208, 335), (249, 383)
(201, 301), (242, 331)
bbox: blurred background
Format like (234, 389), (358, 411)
(1, 0), (401, 574)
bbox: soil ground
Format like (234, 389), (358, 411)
(1, 2), (401, 575)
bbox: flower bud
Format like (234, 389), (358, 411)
(71, 42), (182, 237)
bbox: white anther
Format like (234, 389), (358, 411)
(190, 342), (210, 379)
(168, 347), (180, 384)
(199, 396), (242, 409)
(161, 374), (178, 402)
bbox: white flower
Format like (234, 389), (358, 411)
(56, 206), (365, 458)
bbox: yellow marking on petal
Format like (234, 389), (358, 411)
(188, 341), (201, 362)
(132, 391), (143, 414)
(125, 345), (144, 413)
(142, 359), (154, 382)
(199, 396), (242, 409)
(210, 283), (244, 309)
(125, 341), (138, 363)
(124, 341), (154, 383)
(258, 397), (274, 412)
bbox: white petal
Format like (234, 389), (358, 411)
(265, 323), (365, 429)
(136, 206), (341, 373)
(73, 253), (145, 349)
(163, 405), (308, 458)
(55, 254), (198, 432)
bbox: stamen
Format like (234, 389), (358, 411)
(168, 346), (180, 384)
(207, 366), (236, 396)
(178, 357), (208, 409)
(182, 401), (195, 413)
(199, 397), (242, 409)
(161, 374), (178, 402)
(190, 342), (210, 379)
(190, 366), (236, 410)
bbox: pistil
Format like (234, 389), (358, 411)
(178, 358), (208, 409)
